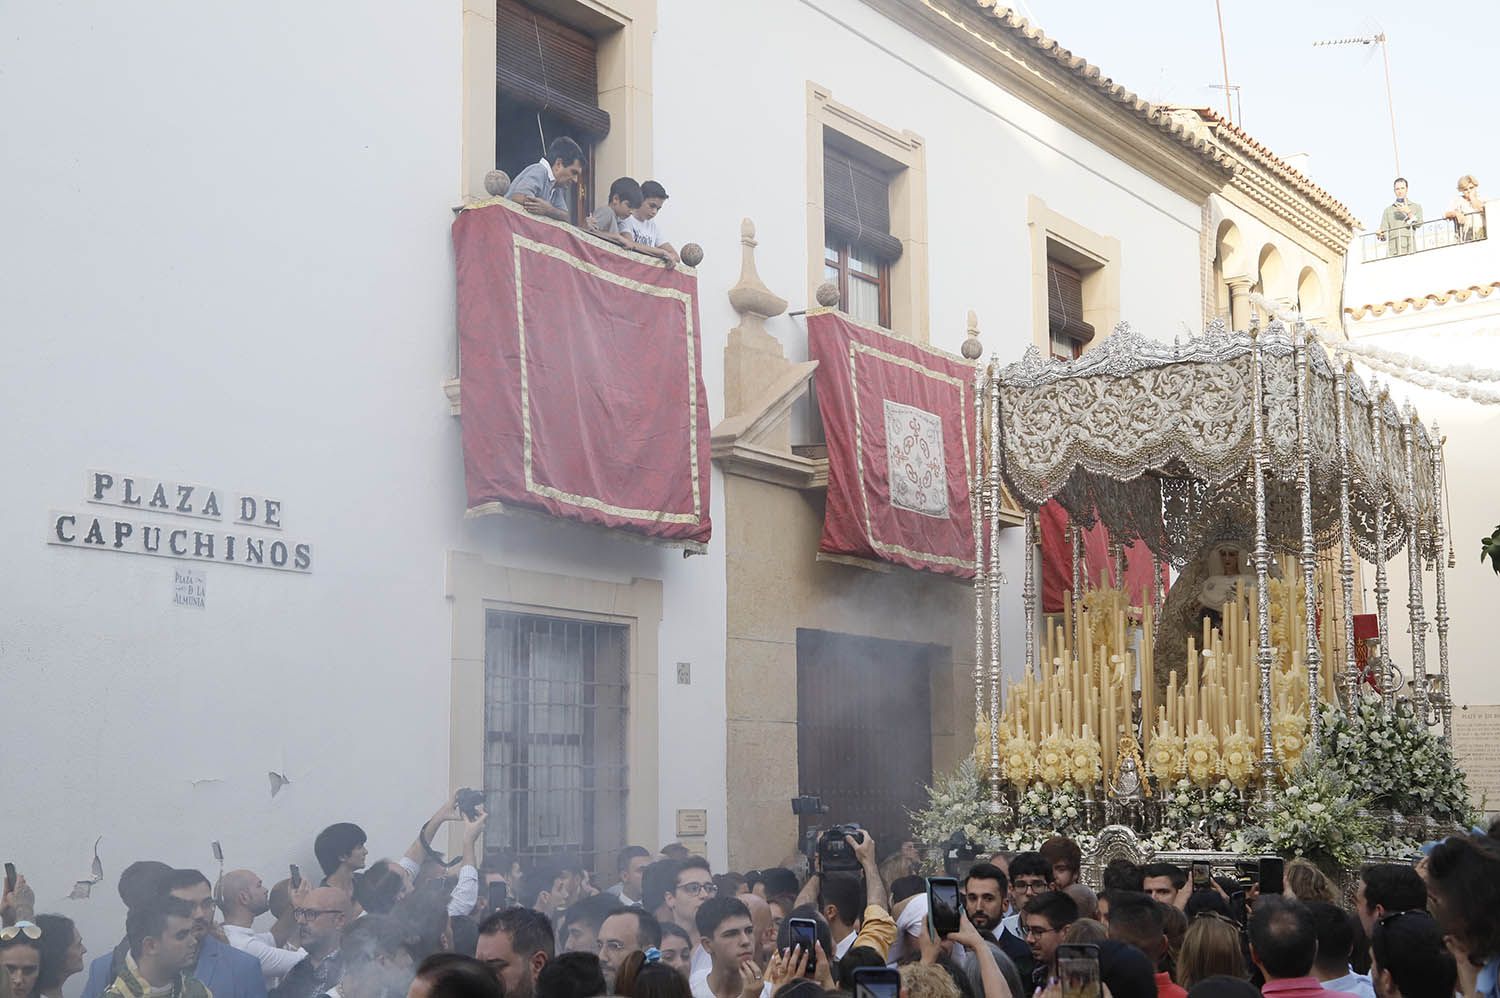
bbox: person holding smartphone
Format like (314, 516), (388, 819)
(915, 907), (1016, 998)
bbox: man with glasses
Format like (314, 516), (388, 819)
(1021, 891), (1079, 989)
(596, 909), (661, 990)
(268, 887), (349, 998)
(998, 853), (1050, 949)
(660, 858), (716, 981)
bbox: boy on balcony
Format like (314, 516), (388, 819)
(621, 180), (681, 265)
(587, 177), (644, 247)
(509, 136), (585, 222)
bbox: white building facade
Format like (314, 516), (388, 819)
(3, 0), (1227, 950)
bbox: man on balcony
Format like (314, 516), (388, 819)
(509, 136), (584, 223)
(1378, 178), (1423, 257)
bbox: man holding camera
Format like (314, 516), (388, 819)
(792, 827), (896, 959)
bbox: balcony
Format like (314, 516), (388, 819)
(1359, 213), (1488, 262)
(1344, 201), (1500, 329)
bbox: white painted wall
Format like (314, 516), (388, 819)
(1, 0), (1207, 963)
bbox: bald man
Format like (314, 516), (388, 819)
(738, 893), (775, 964)
(268, 887), (348, 998)
(220, 870), (308, 983)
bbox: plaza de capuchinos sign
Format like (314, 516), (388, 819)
(48, 471), (312, 573)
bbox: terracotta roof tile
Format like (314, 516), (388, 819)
(1188, 107), (1359, 228)
(1344, 281), (1500, 319)
(961, 2), (1237, 176)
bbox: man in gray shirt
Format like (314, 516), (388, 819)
(509, 135), (585, 222)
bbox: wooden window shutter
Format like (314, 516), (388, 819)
(823, 145), (904, 264)
(497, 0), (611, 141)
(1047, 259), (1096, 345)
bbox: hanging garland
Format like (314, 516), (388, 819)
(1331, 338), (1500, 385)
(1329, 346), (1500, 405)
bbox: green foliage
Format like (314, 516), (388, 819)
(1483, 525), (1500, 575)
(1319, 695), (1476, 823)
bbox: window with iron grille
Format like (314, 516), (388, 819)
(483, 610), (629, 875)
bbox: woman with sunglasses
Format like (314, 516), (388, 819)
(31, 916), (85, 998)
(0, 922), (44, 998)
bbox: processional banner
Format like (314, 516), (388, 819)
(454, 200), (712, 545)
(807, 310), (976, 578)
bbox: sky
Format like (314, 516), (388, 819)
(1016, 0), (1499, 228)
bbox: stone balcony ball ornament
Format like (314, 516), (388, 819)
(483, 170), (511, 197)
(962, 310), (984, 360)
(680, 243), (704, 267)
(815, 281), (841, 308)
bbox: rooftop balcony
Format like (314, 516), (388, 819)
(1343, 201), (1500, 329)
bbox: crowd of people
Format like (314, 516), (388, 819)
(1, 797), (1497, 998)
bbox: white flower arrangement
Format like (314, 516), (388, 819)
(1318, 695), (1475, 824)
(1254, 760), (1378, 870)
(909, 757), (1007, 852)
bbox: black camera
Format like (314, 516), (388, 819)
(456, 787), (486, 820)
(791, 795), (830, 816)
(817, 823), (866, 875)
(943, 829), (981, 879)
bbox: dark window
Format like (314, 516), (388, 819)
(496, 0), (610, 222)
(484, 610), (629, 874)
(1047, 258), (1095, 361)
(823, 142), (902, 328)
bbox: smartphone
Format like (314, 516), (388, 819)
(3, 863), (15, 894)
(927, 876), (961, 938)
(1057, 943), (1101, 998)
(788, 917), (819, 975)
(289, 864), (302, 890)
(1191, 862), (1211, 888)
(489, 880), (510, 911)
(1258, 857), (1284, 897)
(851, 967), (901, 998)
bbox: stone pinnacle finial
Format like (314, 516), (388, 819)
(815, 282), (840, 308)
(727, 217), (786, 320)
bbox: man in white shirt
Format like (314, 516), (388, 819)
(604, 847), (651, 907)
(220, 870), (308, 984)
(361, 795), (485, 919)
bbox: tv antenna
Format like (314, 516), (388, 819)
(1209, 84), (1243, 125)
(1314, 31), (1400, 176)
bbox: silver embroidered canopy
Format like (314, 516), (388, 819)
(994, 319), (1438, 567)
(969, 316), (1452, 813)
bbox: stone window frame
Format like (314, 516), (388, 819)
(806, 83), (930, 343)
(462, 0), (657, 202)
(444, 550), (661, 854)
(1027, 195), (1121, 355)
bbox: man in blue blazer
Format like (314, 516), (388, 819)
(84, 869), (268, 998)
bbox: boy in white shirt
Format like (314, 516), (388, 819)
(620, 180), (681, 265)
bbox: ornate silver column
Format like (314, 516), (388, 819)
(1070, 522), (1083, 660)
(1431, 426), (1452, 741)
(1293, 327), (1323, 745)
(1023, 511), (1037, 678)
(1251, 331), (1277, 789)
(1334, 363), (1359, 713)
(1401, 409), (1429, 728)
(1369, 384), (1394, 708)
(1110, 537), (1126, 592)
(1151, 556), (1165, 625)
(987, 365), (1003, 800)
(972, 362), (987, 731)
